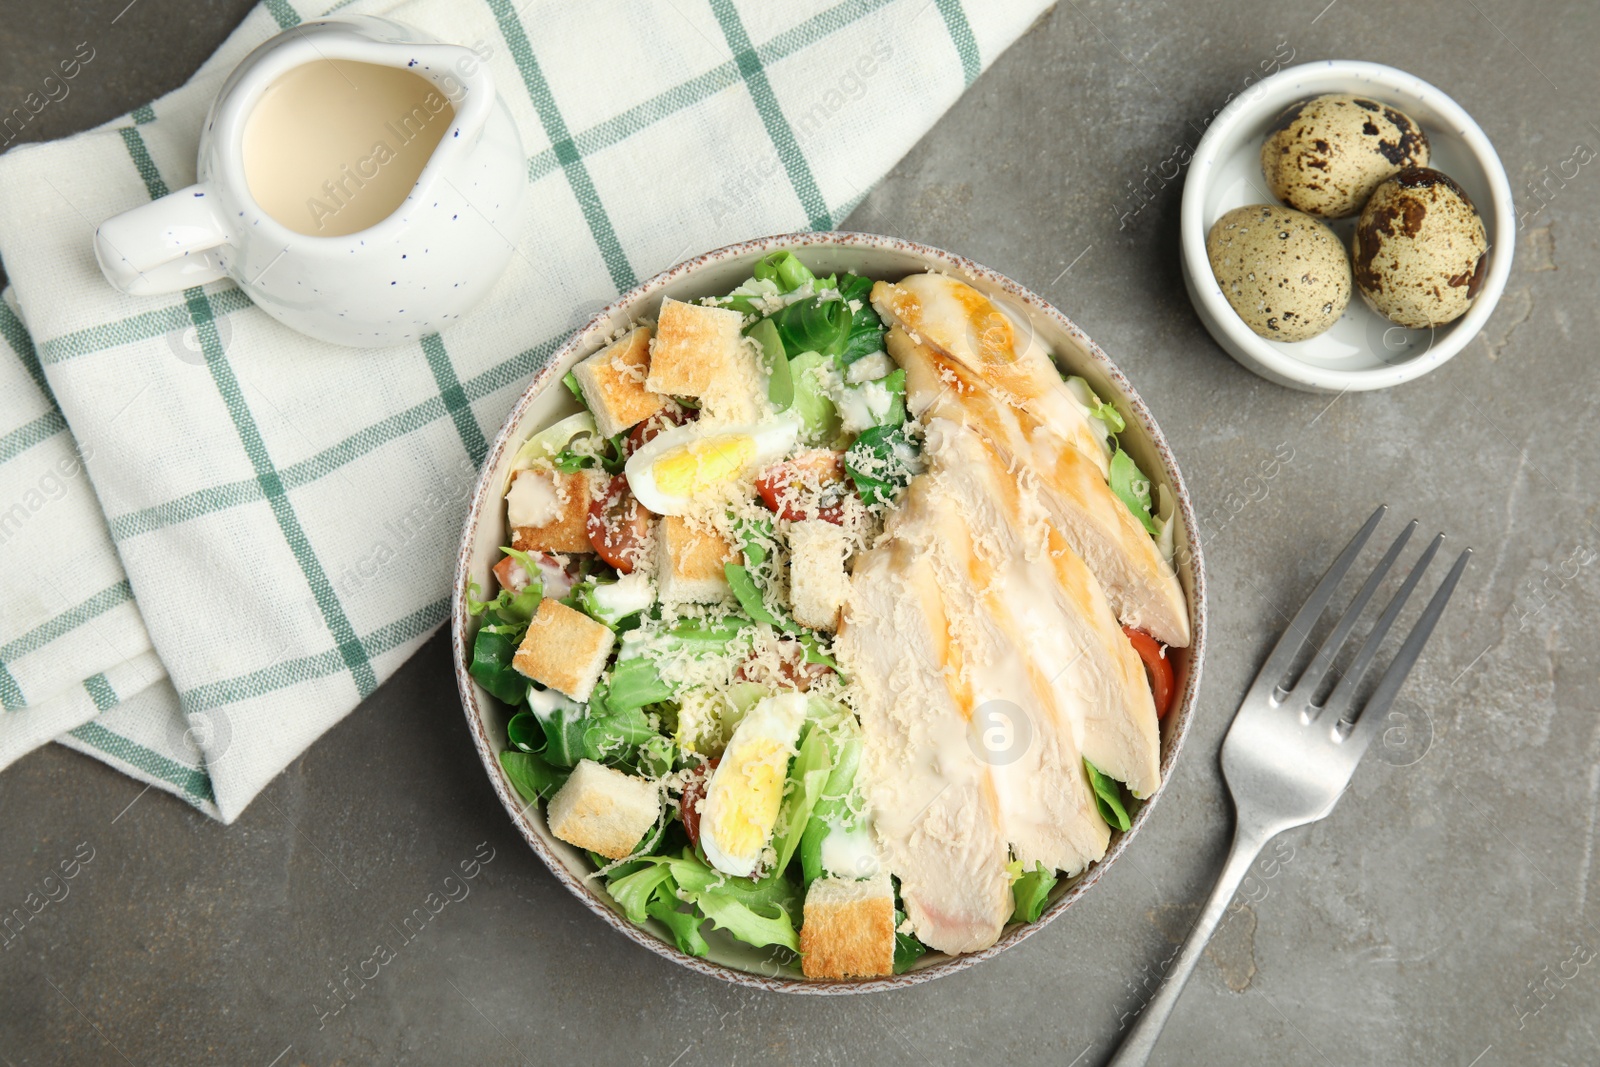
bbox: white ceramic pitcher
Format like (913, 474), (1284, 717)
(94, 16), (527, 348)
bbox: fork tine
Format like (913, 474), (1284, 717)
(1349, 547), (1472, 746)
(1254, 504), (1388, 693)
(1290, 519), (1417, 700)
(1320, 532), (1444, 721)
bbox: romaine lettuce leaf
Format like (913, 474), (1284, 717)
(845, 424), (917, 505)
(500, 749), (568, 803)
(788, 350), (843, 444)
(1085, 758), (1132, 832)
(892, 908), (926, 973)
(1009, 861), (1058, 923)
(1109, 448), (1160, 536)
(468, 624), (530, 705)
(770, 725), (833, 876)
(746, 317), (794, 411)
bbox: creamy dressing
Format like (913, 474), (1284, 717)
(242, 59), (454, 237)
(505, 470), (564, 528)
(820, 819), (880, 880)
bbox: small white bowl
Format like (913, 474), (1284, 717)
(1180, 60), (1513, 393)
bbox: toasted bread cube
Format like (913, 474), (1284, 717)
(546, 759), (661, 860)
(572, 327), (666, 438)
(647, 298), (744, 398)
(508, 468), (593, 554)
(512, 599), (615, 700)
(655, 515), (735, 604)
(800, 873), (895, 979)
(787, 519), (849, 631)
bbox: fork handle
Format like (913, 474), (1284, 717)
(1105, 821), (1272, 1067)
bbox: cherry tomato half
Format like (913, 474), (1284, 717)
(1123, 626), (1174, 719)
(586, 474), (651, 573)
(735, 640), (835, 692)
(755, 449), (849, 524)
(679, 758), (718, 849)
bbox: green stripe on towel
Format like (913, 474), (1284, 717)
(935, 0), (981, 86)
(68, 721), (214, 803)
(709, 0), (833, 231)
(486, 0), (637, 293)
(181, 285), (379, 700)
(421, 334), (488, 466)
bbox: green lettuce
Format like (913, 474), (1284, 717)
(647, 894), (711, 957)
(787, 350), (842, 444)
(467, 624), (529, 706)
(770, 724), (833, 876)
(746, 317), (793, 410)
(533, 700), (658, 769)
(500, 749), (568, 803)
(892, 908), (926, 973)
(799, 719), (864, 885)
(1085, 758), (1132, 832)
(845, 423), (917, 505)
(615, 851), (801, 953)
(836, 273), (886, 365)
(752, 250), (818, 292)
(1009, 861), (1058, 923)
(1109, 448), (1160, 536)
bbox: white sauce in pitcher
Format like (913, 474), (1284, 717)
(242, 59), (454, 237)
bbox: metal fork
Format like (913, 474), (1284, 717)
(1107, 505), (1471, 1067)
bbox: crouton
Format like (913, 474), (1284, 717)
(787, 519), (849, 631)
(512, 599), (615, 701)
(655, 514), (734, 603)
(799, 873), (895, 979)
(571, 327), (666, 438)
(646, 297), (744, 398)
(508, 468), (593, 554)
(546, 759), (661, 860)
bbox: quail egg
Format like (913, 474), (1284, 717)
(1206, 204), (1352, 342)
(1352, 168), (1489, 329)
(1261, 94), (1430, 218)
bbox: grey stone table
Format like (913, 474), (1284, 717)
(2, 1), (1596, 1064)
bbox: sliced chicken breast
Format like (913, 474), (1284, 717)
(838, 542), (1013, 955)
(891, 463), (1110, 875)
(919, 419), (1162, 798)
(870, 275), (1109, 478)
(877, 299), (1191, 648)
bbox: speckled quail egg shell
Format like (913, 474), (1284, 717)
(1205, 204), (1352, 343)
(1352, 168), (1489, 330)
(1261, 94), (1430, 218)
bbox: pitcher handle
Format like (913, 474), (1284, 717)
(94, 184), (231, 296)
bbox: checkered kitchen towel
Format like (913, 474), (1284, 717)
(0, 0), (1049, 822)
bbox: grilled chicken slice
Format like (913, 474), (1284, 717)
(889, 459), (1110, 875)
(870, 274), (1109, 478)
(920, 419), (1162, 799)
(840, 417), (1169, 952)
(839, 542), (1014, 954)
(872, 273), (1190, 648)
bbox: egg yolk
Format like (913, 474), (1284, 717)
(707, 738), (788, 860)
(651, 435), (757, 498)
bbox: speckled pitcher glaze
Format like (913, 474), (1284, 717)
(93, 15), (526, 348)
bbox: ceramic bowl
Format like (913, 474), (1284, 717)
(452, 231), (1208, 992)
(1180, 60), (1513, 392)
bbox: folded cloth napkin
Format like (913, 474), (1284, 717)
(0, 0), (1048, 822)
